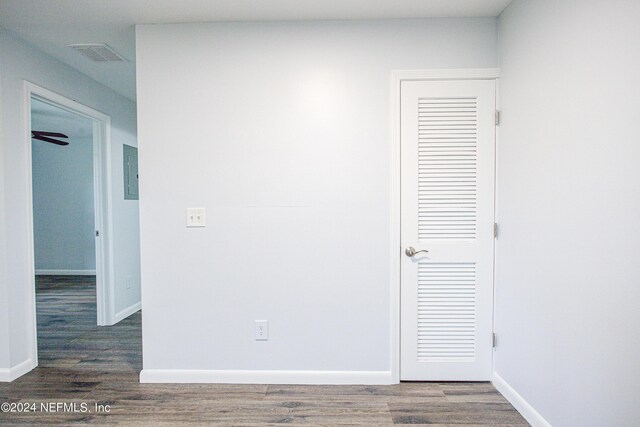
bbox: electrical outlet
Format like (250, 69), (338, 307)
(186, 207), (206, 227)
(255, 320), (268, 341)
(126, 275), (132, 289)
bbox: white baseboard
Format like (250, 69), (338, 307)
(0, 358), (36, 382)
(140, 369), (393, 385)
(112, 301), (141, 324)
(35, 269), (96, 276)
(492, 372), (552, 427)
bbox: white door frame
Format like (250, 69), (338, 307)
(389, 69), (500, 383)
(24, 81), (116, 364)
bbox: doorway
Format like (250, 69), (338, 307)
(25, 82), (116, 366)
(31, 98), (96, 276)
(392, 71), (498, 381)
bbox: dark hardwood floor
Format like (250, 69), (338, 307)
(0, 275), (528, 425)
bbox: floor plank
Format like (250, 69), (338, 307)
(0, 275), (528, 425)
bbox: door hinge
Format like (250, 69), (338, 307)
(492, 332), (497, 348)
(495, 110), (500, 126)
(95, 230), (100, 237)
(493, 222), (499, 238)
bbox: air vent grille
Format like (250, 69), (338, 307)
(66, 44), (127, 62)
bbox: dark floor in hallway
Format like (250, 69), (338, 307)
(0, 275), (527, 425)
(35, 275), (142, 377)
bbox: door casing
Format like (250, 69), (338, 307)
(389, 69), (500, 383)
(24, 81), (116, 371)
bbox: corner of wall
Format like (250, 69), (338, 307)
(492, 372), (551, 427)
(112, 301), (141, 325)
(0, 358), (36, 382)
(0, 24), (14, 377)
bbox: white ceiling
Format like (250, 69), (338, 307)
(0, 0), (512, 101)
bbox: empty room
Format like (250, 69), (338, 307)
(1, 1), (639, 426)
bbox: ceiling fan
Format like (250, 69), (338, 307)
(31, 130), (69, 146)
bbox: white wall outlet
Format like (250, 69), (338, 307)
(255, 320), (269, 341)
(126, 275), (132, 289)
(186, 207), (206, 227)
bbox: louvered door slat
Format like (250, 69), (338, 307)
(418, 97), (477, 241)
(417, 263), (476, 362)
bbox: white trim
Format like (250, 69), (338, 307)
(140, 369), (393, 385)
(113, 302), (141, 324)
(493, 372), (552, 427)
(492, 74), (501, 360)
(391, 68), (500, 82)
(97, 118), (117, 326)
(389, 69), (500, 382)
(23, 81), (116, 378)
(389, 68), (401, 385)
(0, 359), (36, 382)
(35, 269), (96, 276)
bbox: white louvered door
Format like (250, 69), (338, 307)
(400, 79), (495, 381)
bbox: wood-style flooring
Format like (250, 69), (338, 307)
(0, 275), (528, 426)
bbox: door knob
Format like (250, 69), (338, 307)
(405, 247), (429, 257)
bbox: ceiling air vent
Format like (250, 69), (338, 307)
(66, 43), (127, 62)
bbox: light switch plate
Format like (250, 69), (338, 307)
(186, 208), (206, 227)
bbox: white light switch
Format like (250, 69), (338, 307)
(186, 208), (206, 227)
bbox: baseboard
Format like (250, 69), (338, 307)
(35, 269), (96, 276)
(0, 359), (36, 382)
(140, 369), (393, 385)
(492, 372), (552, 427)
(112, 301), (141, 324)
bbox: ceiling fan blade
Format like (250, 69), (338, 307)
(32, 130), (68, 139)
(32, 135), (70, 146)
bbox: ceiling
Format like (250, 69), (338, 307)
(31, 98), (94, 139)
(0, 0), (512, 101)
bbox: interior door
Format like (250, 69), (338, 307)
(400, 79), (496, 381)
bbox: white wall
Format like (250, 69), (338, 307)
(0, 26), (141, 375)
(32, 127), (95, 273)
(496, 1), (640, 425)
(0, 63), (10, 375)
(136, 19), (498, 379)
